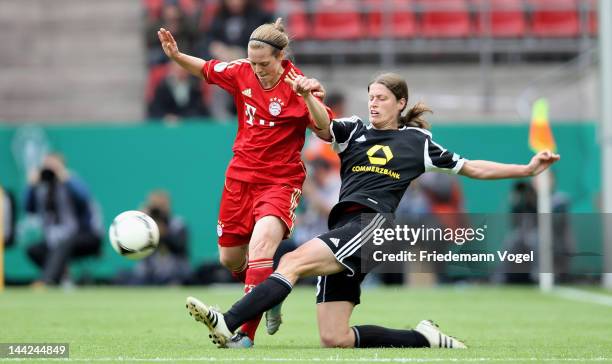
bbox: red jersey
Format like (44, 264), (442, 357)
(202, 59), (327, 188)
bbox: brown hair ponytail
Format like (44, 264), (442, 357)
(399, 102), (432, 130)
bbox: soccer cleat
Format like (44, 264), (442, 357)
(265, 303), (283, 335)
(226, 332), (254, 349)
(185, 296), (233, 348)
(415, 320), (467, 349)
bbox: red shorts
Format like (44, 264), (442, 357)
(217, 177), (302, 247)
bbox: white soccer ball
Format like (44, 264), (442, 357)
(109, 210), (159, 260)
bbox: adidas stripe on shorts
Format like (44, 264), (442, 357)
(316, 212), (390, 305)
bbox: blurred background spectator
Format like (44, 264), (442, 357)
(197, 0), (273, 61)
(293, 88), (345, 245)
(146, 1), (198, 66)
(25, 153), (103, 287)
(419, 172), (466, 230)
(197, 0), (273, 119)
(115, 190), (190, 285)
(2, 187), (16, 248)
(499, 174), (574, 284)
(148, 62), (210, 122)
(293, 144), (341, 246)
(325, 91), (347, 118)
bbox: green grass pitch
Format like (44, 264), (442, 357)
(1, 286), (611, 363)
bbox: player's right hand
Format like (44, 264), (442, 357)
(526, 150), (560, 176)
(158, 28), (180, 59)
(285, 69), (325, 98)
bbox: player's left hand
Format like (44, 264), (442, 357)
(526, 150), (560, 176)
(285, 69), (326, 99)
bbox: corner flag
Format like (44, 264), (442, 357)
(529, 98), (556, 291)
(529, 98), (556, 153)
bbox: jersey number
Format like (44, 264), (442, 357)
(245, 102), (274, 127)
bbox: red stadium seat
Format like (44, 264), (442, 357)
(586, 0), (598, 36)
(143, 0), (164, 21)
(366, 0), (417, 38)
(589, 10), (597, 36)
(529, 0), (580, 37)
(312, 0), (364, 40)
(473, 0), (527, 38)
(287, 0), (310, 40)
(178, 0), (197, 16)
(261, 0), (277, 13)
(144, 0), (197, 21)
(419, 0), (472, 38)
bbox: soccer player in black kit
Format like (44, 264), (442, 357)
(185, 72), (560, 349)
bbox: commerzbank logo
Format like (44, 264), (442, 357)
(367, 145), (393, 165)
(352, 144), (399, 179)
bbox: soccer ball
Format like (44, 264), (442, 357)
(109, 210), (159, 259)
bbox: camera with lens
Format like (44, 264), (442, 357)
(40, 168), (57, 184)
(149, 206), (169, 226)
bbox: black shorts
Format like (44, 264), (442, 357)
(316, 212), (389, 305)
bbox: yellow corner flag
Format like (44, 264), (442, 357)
(529, 98), (557, 153)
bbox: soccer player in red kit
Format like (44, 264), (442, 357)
(158, 19), (331, 348)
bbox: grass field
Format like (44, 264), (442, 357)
(1, 285), (612, 363)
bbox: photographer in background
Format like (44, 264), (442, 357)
(25, 153), (102, 286)
(118, 190), (190, 285)
(2, 187), (16, 248)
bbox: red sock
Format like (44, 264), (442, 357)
(231, 260), (248, 283)
(240, 258), (274, 341)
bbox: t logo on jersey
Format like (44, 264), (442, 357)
(242, 88), (252, 98)
(245, 102), (275, 127)
(367, 145), (394, 165)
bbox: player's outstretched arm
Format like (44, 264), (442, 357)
(158, 28), (205, 79)
(285, 73), (332, 140)
(459, 150), (560, 180)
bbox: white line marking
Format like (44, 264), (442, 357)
(3, 357), (611, 362)
(554, 287), (612, 307)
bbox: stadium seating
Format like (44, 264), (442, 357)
(261, 0), (277, 13)
(365, 0), (418, 38)
(143, 0), (164, 20)
(419, 0), (472, 38)
(147, 0), (596, 43)
(586, 0), (598, 36)
(143, 0), (197, 20)
(312, 0), (364, 40)
(473, 0), (527, 38)
(529, 0), (580, 37)
(286, 0), (310, 40)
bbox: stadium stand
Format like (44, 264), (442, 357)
(473, 0), (527, 38)
(365, 0), (418, 39)
(312, 0), (364, 40)
(0, 0), (145, 122)
(529, 0), (581, 38)
(419, 0), (472, 38)
(286, 0), (310, 40)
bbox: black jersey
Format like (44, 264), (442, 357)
(327, 116), (467, 227)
